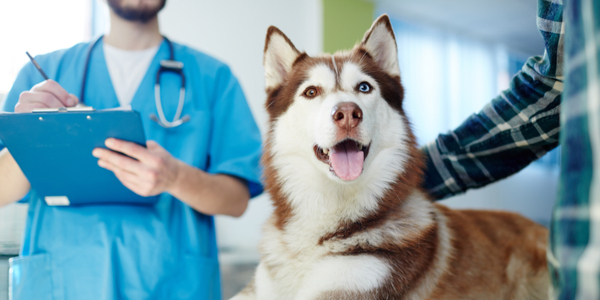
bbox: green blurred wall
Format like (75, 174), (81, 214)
(323, 0), (375, 53)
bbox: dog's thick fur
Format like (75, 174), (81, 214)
(232, 15), (549, 300)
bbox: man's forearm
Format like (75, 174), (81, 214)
(0, 148), (30, 207)
(168, 161), (250, 217)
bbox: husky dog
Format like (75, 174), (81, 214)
(232, 15), (549, 300)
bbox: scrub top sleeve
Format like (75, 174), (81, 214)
(207, 67), (263, 198)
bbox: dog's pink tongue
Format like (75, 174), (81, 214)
(330, 141), (364, 181)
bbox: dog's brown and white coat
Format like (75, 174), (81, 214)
(231, 15), (549, 300)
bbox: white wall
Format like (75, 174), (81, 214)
(158, 0), (323, 263)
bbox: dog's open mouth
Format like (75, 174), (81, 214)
(313, 140), (370, 181)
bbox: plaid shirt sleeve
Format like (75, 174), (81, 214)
(549, 0), (600, 299)
(421, 0), (564, 200)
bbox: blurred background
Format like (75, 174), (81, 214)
(0, 0), (557, 298)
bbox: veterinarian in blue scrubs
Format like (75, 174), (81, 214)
(0, 0), (262, 299)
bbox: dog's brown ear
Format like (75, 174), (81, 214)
(360, 15), (400, 77)
(264, 26), (301, 90)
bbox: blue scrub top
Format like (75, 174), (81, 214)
(2, 38), (263, 300)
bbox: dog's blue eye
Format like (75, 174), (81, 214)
(358, 82), (372, 93)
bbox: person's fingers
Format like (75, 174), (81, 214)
(105, 139), (159, 166)
(115, 174), (149, 196)
(117, 177), (147, 196)
(15, 80), (77, 112)
(31, 80), (74, 106)
(100, 159), (159, 197)
(93, 148), (150, 178)
(68, 94), (79, 106)
(14, 101), (50, 113)
(147, 141), (160, 148)
(98, 159), (150, 196)
(98, 159), (138, 181)
(146, 140), (167, 155)
(17, 91), (64, 109)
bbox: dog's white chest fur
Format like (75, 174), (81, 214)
(254, 249), (390, 300)
(254, 229), (391, 299)
(241, 190), (437, 300)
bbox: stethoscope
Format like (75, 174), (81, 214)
(80, 35), (190, 128)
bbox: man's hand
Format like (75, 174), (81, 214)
(15, 80), (79, 113)
(93, 138), (250, 217)
(92, 139), (181, 197)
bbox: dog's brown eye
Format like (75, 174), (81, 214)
(303, 87), (320, 98)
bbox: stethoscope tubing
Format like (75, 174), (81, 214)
(80, 35), (189, 128)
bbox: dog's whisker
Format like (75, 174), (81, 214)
(358, 51), (368, 64)
(331, 55), (339, 83)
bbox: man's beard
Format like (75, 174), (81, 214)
(107, 0), (167, 23)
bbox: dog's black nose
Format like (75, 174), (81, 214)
(332, 102), (363, 130)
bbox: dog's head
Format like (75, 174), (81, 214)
(263, 15), (417, 196)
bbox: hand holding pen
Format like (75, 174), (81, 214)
(14, 52), (79, 113)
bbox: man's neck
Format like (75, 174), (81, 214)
(104, 11), (163, 51)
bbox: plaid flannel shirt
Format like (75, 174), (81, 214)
(421, 0), (563, 199)
(549, 0), (600, 299)
(422, 0), (600, 298)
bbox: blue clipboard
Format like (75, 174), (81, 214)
(0, 108), (159, 206)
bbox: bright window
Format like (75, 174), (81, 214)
(390, 17), (559, 168)
(390, 18), (511, 147)
(0, 0), (92, 98)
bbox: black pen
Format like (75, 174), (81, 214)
(26, 51), (49, 80)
